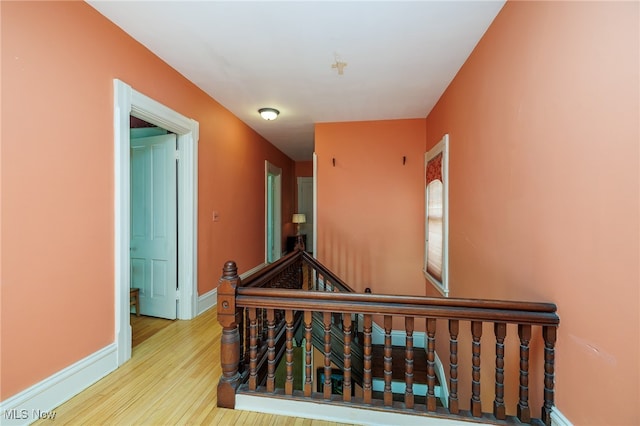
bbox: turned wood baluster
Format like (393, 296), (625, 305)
(426, 318), (437, 411)
(285, 310), (294, 395)
(304, 310), (313, 397)
(517, 324), (532, 423)
(383, 315), (393, 406)
(323, 312), (332, 399)
(248, 307), (258, 390)
(266, 309), (276, 392)
(404, 317), (415, 409)
(494, 322), (507, 420)
(448, 319), (459, 414)
(542, 326), (557, 426)
(470, 321), (483, 417)
(343, 314), (353, 402)
(363, 314), (373, 404)
(217, 261), (241, 409)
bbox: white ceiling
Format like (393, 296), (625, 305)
(88, 1), (505, 161)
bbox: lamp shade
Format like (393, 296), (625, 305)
(292, 213), (306, 224)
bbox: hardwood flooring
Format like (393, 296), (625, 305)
(34, 308), (352, 426)
(131, 314), (174, 348)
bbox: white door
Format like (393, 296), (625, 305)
(297, 177), (314, 252)
(130, 134), (177, 319)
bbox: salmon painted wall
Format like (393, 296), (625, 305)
(315, 119), (425, 295)
(1, 1), (294, 399)
(295, 161), (313, 178)
(425, 1), (639, 424)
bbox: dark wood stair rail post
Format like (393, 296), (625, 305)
(217, 261), (241, 408)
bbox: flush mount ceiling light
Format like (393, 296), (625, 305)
(258, 108), (279, 121)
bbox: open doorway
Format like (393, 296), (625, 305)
(114, 79), (199, 366)
(129, 120), (177, 347)
(130, 121), (177, 320)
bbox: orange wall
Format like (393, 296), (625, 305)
(295, 161), (313, 178)
(426, 1), (639, 424)
(0, 1), (294, 399)
(315, 119), (425, 295)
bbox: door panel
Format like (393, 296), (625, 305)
(130, 134), (177, 319)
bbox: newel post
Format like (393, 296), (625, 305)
(217, 261), (241, 408)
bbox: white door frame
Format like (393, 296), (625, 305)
(265, 161), (282, 262)
(114, 79), (199, 366)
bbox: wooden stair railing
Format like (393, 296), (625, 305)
(217, 251), (306, 400)
(217, 252), (560, 425)
(300, 251), (432, 395)
(299, 251), (366, 387)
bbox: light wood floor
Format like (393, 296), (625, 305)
(35, 308), (352, 425)
(131, 314), (174, 348)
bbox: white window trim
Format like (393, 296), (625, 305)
(424, 134), (449, 297)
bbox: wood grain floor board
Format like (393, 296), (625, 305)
(131, 314), (175, 348)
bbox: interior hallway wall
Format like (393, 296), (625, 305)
(1, 1), (295, 399)
(425, 2), (639, 424)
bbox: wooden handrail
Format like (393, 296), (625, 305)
(241, 251), (300, 288)
(237, 288), (559, 326)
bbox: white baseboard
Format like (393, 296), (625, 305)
(236, 394), (471, 426)
(0, 343), (118, 426)
(551, 407), (573, 426)
(197, 288), (218, 315)
(197, 262), (268, 315)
